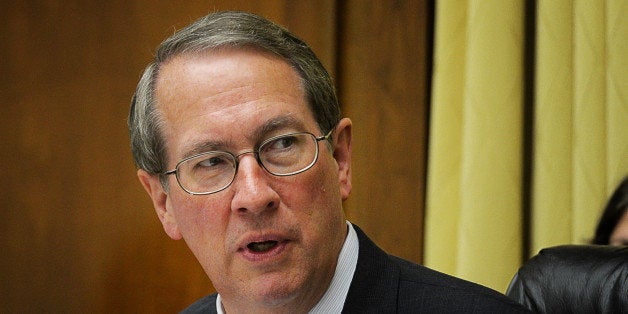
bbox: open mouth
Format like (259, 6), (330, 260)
(247, 240), (279, 253)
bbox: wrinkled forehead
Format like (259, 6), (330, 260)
(155, 47), (311, 118)
(152, 48), (318, 160)
(157, 45), (305, 90)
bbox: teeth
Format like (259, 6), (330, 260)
(248, 241), (278, 252)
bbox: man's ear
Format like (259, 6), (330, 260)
(333, 118), (352, 201)
(137, 169), (183, 240)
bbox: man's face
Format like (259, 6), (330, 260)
(138, 48), (352, 312)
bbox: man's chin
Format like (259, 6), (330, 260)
(233, 272), (311, 310)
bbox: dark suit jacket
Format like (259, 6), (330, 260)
(181, 224), (529, 313)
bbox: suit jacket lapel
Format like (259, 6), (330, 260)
(342, 224), (400, 313)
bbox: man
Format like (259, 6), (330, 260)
(129, 11), (529, 313)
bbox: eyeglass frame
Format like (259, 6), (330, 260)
(161, 128), (335, 195)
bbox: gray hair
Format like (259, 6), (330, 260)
(128, 11), (340, 181)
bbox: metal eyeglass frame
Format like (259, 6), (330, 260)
(161, 128), (334, 195)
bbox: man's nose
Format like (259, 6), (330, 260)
(230, 154), (280, 215)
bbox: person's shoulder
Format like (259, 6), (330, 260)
(179, 293), (218, 314)
(390, 256), (531, 313)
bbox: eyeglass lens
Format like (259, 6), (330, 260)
(176, 133), (319, 194)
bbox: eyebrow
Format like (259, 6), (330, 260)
(179, 115), (308, 160)
(251, 115), (306, 142)
(181, 139), (230, 160)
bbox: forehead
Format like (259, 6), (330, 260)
(155, 48), (317, 159)
(156, 47), (304, 109)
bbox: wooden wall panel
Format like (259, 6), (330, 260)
(338, 0), (430, 263)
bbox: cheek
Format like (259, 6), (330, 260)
(169, 193), (228, 248)
(168, 194), (236, 277)
(295, 158), (344, 223)
(281, 162), (338, 208)
(310, 156), (342, 202)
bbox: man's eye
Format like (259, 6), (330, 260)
(273, 136), (296, 149)
(263, 135), (300, 153)
(197, 156), (227, 168)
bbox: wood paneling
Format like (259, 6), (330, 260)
(339, 0), (430, 263)
(0, 0), (428, 312)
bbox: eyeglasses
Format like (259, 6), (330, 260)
(162, 129), (333, 195)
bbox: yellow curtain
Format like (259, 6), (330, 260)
(532, 0), (628, 253)
(425, 0), (525, 292)
(425, 0), (628, 292)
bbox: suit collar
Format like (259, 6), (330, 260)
(343, 224), (400, 312)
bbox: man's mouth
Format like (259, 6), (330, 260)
(247, 240), (279, 253)
(237, 232), (293, 262)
